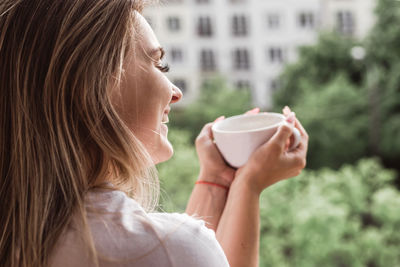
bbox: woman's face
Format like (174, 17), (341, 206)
(113, 13), (183, 164)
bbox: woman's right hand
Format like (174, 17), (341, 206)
(234, 111), (309, 195)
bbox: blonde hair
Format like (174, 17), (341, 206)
(0, 0), (159, 266)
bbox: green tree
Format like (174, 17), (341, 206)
(292, 75), (368, 169)
(365, 0), (400, 171)
(273, 33), (369, 169)
(274, 33), (365, 109)
(259, 158), (400, 267)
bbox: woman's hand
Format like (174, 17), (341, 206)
(195, 108), (260, 188)
(234, 107), (309, 195)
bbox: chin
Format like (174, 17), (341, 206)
(152, 140), (174, 164)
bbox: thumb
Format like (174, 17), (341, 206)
(198, 122), (214, 140)
(269, 124), (294, 150)
(198, 116), (225, 140)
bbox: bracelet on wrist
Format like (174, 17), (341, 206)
(195, 180), (229, 191)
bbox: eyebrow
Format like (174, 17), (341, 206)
(149, 47), (165, 60)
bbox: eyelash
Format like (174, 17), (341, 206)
(156, 62), (170, 73)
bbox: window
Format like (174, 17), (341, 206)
(298, 12), (315, 29)
(233, 49), (250, 70)
(236, 80), (252, 90)
(197, 16), (213, 37)
(337, 11), (354, 36)
(173, 79), (187, 94)
(232, 15), (248, 36)
(270, 79), (280, 91)
(267, 13), (280, 29)
(170, 48), (183, 63)
(268, 47), (285, 63)
(167, 17), (181, 32)
(200, 49), (216, 71)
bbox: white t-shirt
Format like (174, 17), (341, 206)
(50, 189), (230, 267)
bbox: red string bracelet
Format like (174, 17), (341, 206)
(195, 180), (229, 191)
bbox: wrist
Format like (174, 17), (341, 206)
(227, 178), (262, 207)
(198, 169), (232, 188)
(195, 180), (230, 191)
(231, 171), (263, 197)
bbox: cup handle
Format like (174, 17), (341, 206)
(289, 127), (301, 151)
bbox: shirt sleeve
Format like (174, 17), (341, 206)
(145, 212), (230, 267)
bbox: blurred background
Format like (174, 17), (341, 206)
(144, 0), (400, 266)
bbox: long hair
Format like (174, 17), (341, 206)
(0, 0), (159, 266)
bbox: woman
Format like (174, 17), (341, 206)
(0, 0), (308, 266)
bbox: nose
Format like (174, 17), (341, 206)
(171, 84), (183, 104)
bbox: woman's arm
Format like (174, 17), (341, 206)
(185, 118), (236, 231)
(216, 178), (260, 267)
(185, 109), (262, 230)
(185, 179), (228, 232)
(216, 116), (309, 267)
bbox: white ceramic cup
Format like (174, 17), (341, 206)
(212, 113), (301, 168)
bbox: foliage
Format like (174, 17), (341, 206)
(169, 76), (252, 142)
(272, 33), (369, 169)
(258, 158), (400, 267)
(366, 0), (400, 64)
(274, 33), (365, 109)
(291, 75), (369, 169)
(365, 0), (400, 166)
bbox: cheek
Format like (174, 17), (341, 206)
(137, 70), (170, 105)
(136, 77), (169, 126)
(133, 80), (169, 134)
(115, 75), (157, 124)
(113, 65), (171, 145)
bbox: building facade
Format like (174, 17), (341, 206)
(144, 0), (376, 109)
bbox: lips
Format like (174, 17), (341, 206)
(161, 116), (169, 123)
(162, 107), (170, 124)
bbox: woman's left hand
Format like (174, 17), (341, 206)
(195, 108), (260, 188)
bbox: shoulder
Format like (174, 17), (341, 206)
(84, 190), (229, 267)
(145, 212), (230, 267)
(147, 212), (217, 246)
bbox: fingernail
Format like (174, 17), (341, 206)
(214, 116), (225, 122)
(286, 114), (295, 123)
(249, 107), (260, 113)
